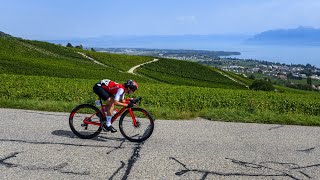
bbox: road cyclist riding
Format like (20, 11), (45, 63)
(69, 79), (155, 142)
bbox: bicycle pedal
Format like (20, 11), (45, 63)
(102, 127), (109, 132)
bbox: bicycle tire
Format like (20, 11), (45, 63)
(69, 104), (103, 139)
(119, 108), (155, 142)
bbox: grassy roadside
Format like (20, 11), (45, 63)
(0, 98), (78, 112)
(1, 74), (320, 126)
(198, 108), (320, 126)
(1, 98), (319, 126)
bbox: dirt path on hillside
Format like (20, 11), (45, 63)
(77, 52), (110, 68)
(77, 52), (158, 76)
(127, 58), (159, 75)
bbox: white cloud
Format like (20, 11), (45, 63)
(176, 16), (196, 25)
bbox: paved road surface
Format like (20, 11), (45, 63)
(0, 108), (319, 179)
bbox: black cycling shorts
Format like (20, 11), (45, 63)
(93, 83), (111, 101)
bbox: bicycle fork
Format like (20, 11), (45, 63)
(128, 108), (138, 127)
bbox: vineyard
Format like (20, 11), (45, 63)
(1, 73), (320, 125)
(138, 83), (320, 115)
(0, 38), (151, 82)
(137, 58), (247, 89)
(81, 50), (155, 72)
(1, 36), (320, 126)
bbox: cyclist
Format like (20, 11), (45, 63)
(93, 79), (138, 133)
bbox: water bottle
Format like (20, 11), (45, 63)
(112, 108), (119, 115)
(95, 100), (101, 107)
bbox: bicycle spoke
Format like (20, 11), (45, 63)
(69, 104), (102, 139)
(119, 108), (154, 142)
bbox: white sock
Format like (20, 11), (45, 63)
(106, 116), (112, 127)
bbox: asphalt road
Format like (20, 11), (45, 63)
(0, 108), (319, 180)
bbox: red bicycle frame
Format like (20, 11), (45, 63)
(83, 103), (138, 127)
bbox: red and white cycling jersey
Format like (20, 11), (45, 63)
(100, 79), (125, 101)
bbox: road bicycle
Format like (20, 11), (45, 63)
(69, 97), (154, 142)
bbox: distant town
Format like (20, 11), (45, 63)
(94, 47), (240, 60)
(219, 59), (320, 81)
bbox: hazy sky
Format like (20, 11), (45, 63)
(1, 0), (320, 39)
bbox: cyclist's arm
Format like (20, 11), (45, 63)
(114, 100), (129, 107)
(114, 89), (129, 107)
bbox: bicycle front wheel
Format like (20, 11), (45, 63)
(69, 104), (103, 139)
(119, 108), (155, 142)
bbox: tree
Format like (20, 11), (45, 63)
(66, 43), (73, 48)
(250, 79), (275, 91)
(75, 44), (83, 49)
(248, 74), (255, 80)
(91, 48), (96, 52)
(307, 76), (312, 86)
(300, 69), (312, 77)
(264, 77), (272, 83)
(306, 63), (313, 68)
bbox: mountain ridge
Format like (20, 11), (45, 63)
(0, 31), (13, 38)
(246, 26), (320, 46)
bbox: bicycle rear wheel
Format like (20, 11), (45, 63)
(119, 108), (155, 142)
(69, 104), (103, 139)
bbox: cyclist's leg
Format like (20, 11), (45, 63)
(106, 97), (115, 115)
(105, 97), (115, 126)
(104, 97), (117, 132)
(93, 83), (110, 101)
(92, 83), (116, 132)
(93, 83), (111, 123)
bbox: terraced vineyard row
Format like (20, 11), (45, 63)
(137, 58), (247, 89)
(82, 50), (155, 72)
(2, 74), (319, 125)
(0, 38), (150, 82)
(139, 83), (320, 116)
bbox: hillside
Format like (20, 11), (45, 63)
(0, 34), (245, 89)
(0, 36), (152, 83)
(137, 58), (247, 89)
(1, 33), (320, 125)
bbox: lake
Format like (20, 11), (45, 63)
(213, 44), (320, 68)
(135, 41), (320, 68)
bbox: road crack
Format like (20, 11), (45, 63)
(170, 157), (320, 179)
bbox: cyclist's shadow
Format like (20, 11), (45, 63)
(51, 130), (126, 142)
